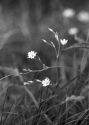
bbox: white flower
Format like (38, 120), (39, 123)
(42, 77), (50, 87)
(27, 51), (37, 59)
(62, 8), (75, 18)
(68, 27), (79, 35)
(60, 39), (68, 45)
(77, 11), (89, 23)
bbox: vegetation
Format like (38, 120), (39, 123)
(0, 0), (89, 125)
(0, 26), (89, 125)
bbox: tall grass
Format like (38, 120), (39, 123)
(0, 27), (89, 125)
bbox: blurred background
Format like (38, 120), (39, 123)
(0, 0), (89, 71)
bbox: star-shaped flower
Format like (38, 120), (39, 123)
(27, 51), (37, 59)
(42, 77), (51, 87)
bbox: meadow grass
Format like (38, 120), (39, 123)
(0, 28), (89, 125)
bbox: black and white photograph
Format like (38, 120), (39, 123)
(0, 0), (89, 125)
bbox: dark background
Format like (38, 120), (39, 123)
(0, 0), (89, 68)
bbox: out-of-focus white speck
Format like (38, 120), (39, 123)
(62, 8), (75, 18)
(68, 27), (79, 35)
(77, 11), (89, 23)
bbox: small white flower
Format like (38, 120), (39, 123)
(42, 77), (50, 87)
(60, 39), (68, 45)
(62, 8), (75, 18)
(68, 27), (79, 35)
(27, 51), (37, 59)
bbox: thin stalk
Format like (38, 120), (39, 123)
(56, 39), (61, 85)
